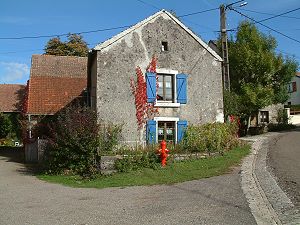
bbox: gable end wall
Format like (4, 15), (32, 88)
(93, 15), (223, 144)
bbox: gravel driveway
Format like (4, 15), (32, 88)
(0, 150), (256, 225)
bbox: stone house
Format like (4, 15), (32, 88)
(88, 10), (224, 145)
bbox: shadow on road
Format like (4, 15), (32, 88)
(0, 146), (24, 163)
(0, 146), (42, 176)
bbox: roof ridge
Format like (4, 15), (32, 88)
(32, 54), (87, 59)
(93, 9), (222, 61)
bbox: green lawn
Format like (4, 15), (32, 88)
(38, 145), (250, 189)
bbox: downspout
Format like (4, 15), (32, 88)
(28, 114), (32, 139)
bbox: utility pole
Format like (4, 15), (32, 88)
(220, 4), (230, 91)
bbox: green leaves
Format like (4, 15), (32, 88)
(0, 113), (12, 139)
(44, 34), (88, 57)
(227, 21), (298, 117)
(182, 122), (240, 154)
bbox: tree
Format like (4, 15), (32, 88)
(0, 113), (12, 138)
(225, 21), (298, 119)
(44, 34), (88, 57)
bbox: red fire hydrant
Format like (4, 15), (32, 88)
(158, 140), (169, 167)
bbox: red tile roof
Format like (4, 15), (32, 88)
(0, 84), (26, 112)
(26, 55), (87, 115)
(0, 84), (25, 112)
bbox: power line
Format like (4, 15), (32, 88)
(226, 6), (300, 32)
(178, 8), (219, 18)
(0, 25), (132, 40)
(0, 7), (220, 41)
(230, 8), (300, 44)
(252, 7), (300, 23)
(239, 8), (300, 20)
(136, 0), (219, 18)
(136, 0), (160, 10)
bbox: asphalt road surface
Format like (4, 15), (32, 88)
(268, 129), (300, 209)
(0, 149), (256, 225)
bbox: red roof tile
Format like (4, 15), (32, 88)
(0, 84), (26, 112)
(27, 55), (87, 115)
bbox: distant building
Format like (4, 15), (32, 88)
(25, 54), (88, 116)
(286, 72), (300, 105)
(0, 84), (25, 113)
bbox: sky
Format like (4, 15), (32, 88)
(1, 0), (300, 84)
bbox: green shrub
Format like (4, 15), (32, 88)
(268, 123), (295, 132)
(0, 113), (12, 139)
(115, 150), (160, 172)
(99, 123), (123, 153)
(276, 109), (289, 125)
(45, 105), (101, 177)
(267, 108), (296, 132)
(182, 122), (240, 154)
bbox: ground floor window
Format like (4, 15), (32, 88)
(260, 111), (269, 123)
(146, 118), (187, 144)
(158, 121), (175, 143)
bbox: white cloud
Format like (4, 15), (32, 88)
(0, 62), (30, 84)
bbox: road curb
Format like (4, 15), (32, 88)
(240, 133), (300, 225)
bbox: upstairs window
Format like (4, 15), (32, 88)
(146, 71), (187, 105)
(157, 74), (174, 102)
(161, 41), (168, 51)
(288, 81), (297, 93)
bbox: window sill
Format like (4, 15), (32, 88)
(155, 102), (180, 108)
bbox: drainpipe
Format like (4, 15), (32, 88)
(28, 114), (32, 139)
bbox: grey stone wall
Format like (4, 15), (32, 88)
(91, 14), (223, 143)
(260, 104), (284, 123)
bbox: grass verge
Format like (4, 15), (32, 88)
(38, 145), (250, 189)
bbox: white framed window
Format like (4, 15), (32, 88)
(154, 117), (179, 143)
(155, 69), (180, 107)
(147, 118), (187, 144)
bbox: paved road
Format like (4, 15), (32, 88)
(268, 129), (300, 209)
(0, 149), (256, 225)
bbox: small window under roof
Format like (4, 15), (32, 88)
(161, 41), (168, 52)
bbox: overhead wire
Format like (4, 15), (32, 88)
(0, 25), (133, 40)
(239, 8), (300, 20)
(226, 6), (300, 32)
(251, 7), (300, 23)
(231, 8), (300, 44)
(0, 6), (219, 41)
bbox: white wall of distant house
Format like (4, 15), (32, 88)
(287, 76), (300, 105)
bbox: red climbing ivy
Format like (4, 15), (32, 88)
(130, 56), (159, 130)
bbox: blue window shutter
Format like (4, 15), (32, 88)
(147, 120), (156, 144)
(176, 74), (187, 104)
(146, 72), (156, 103)
(177, 120), (188, 143)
